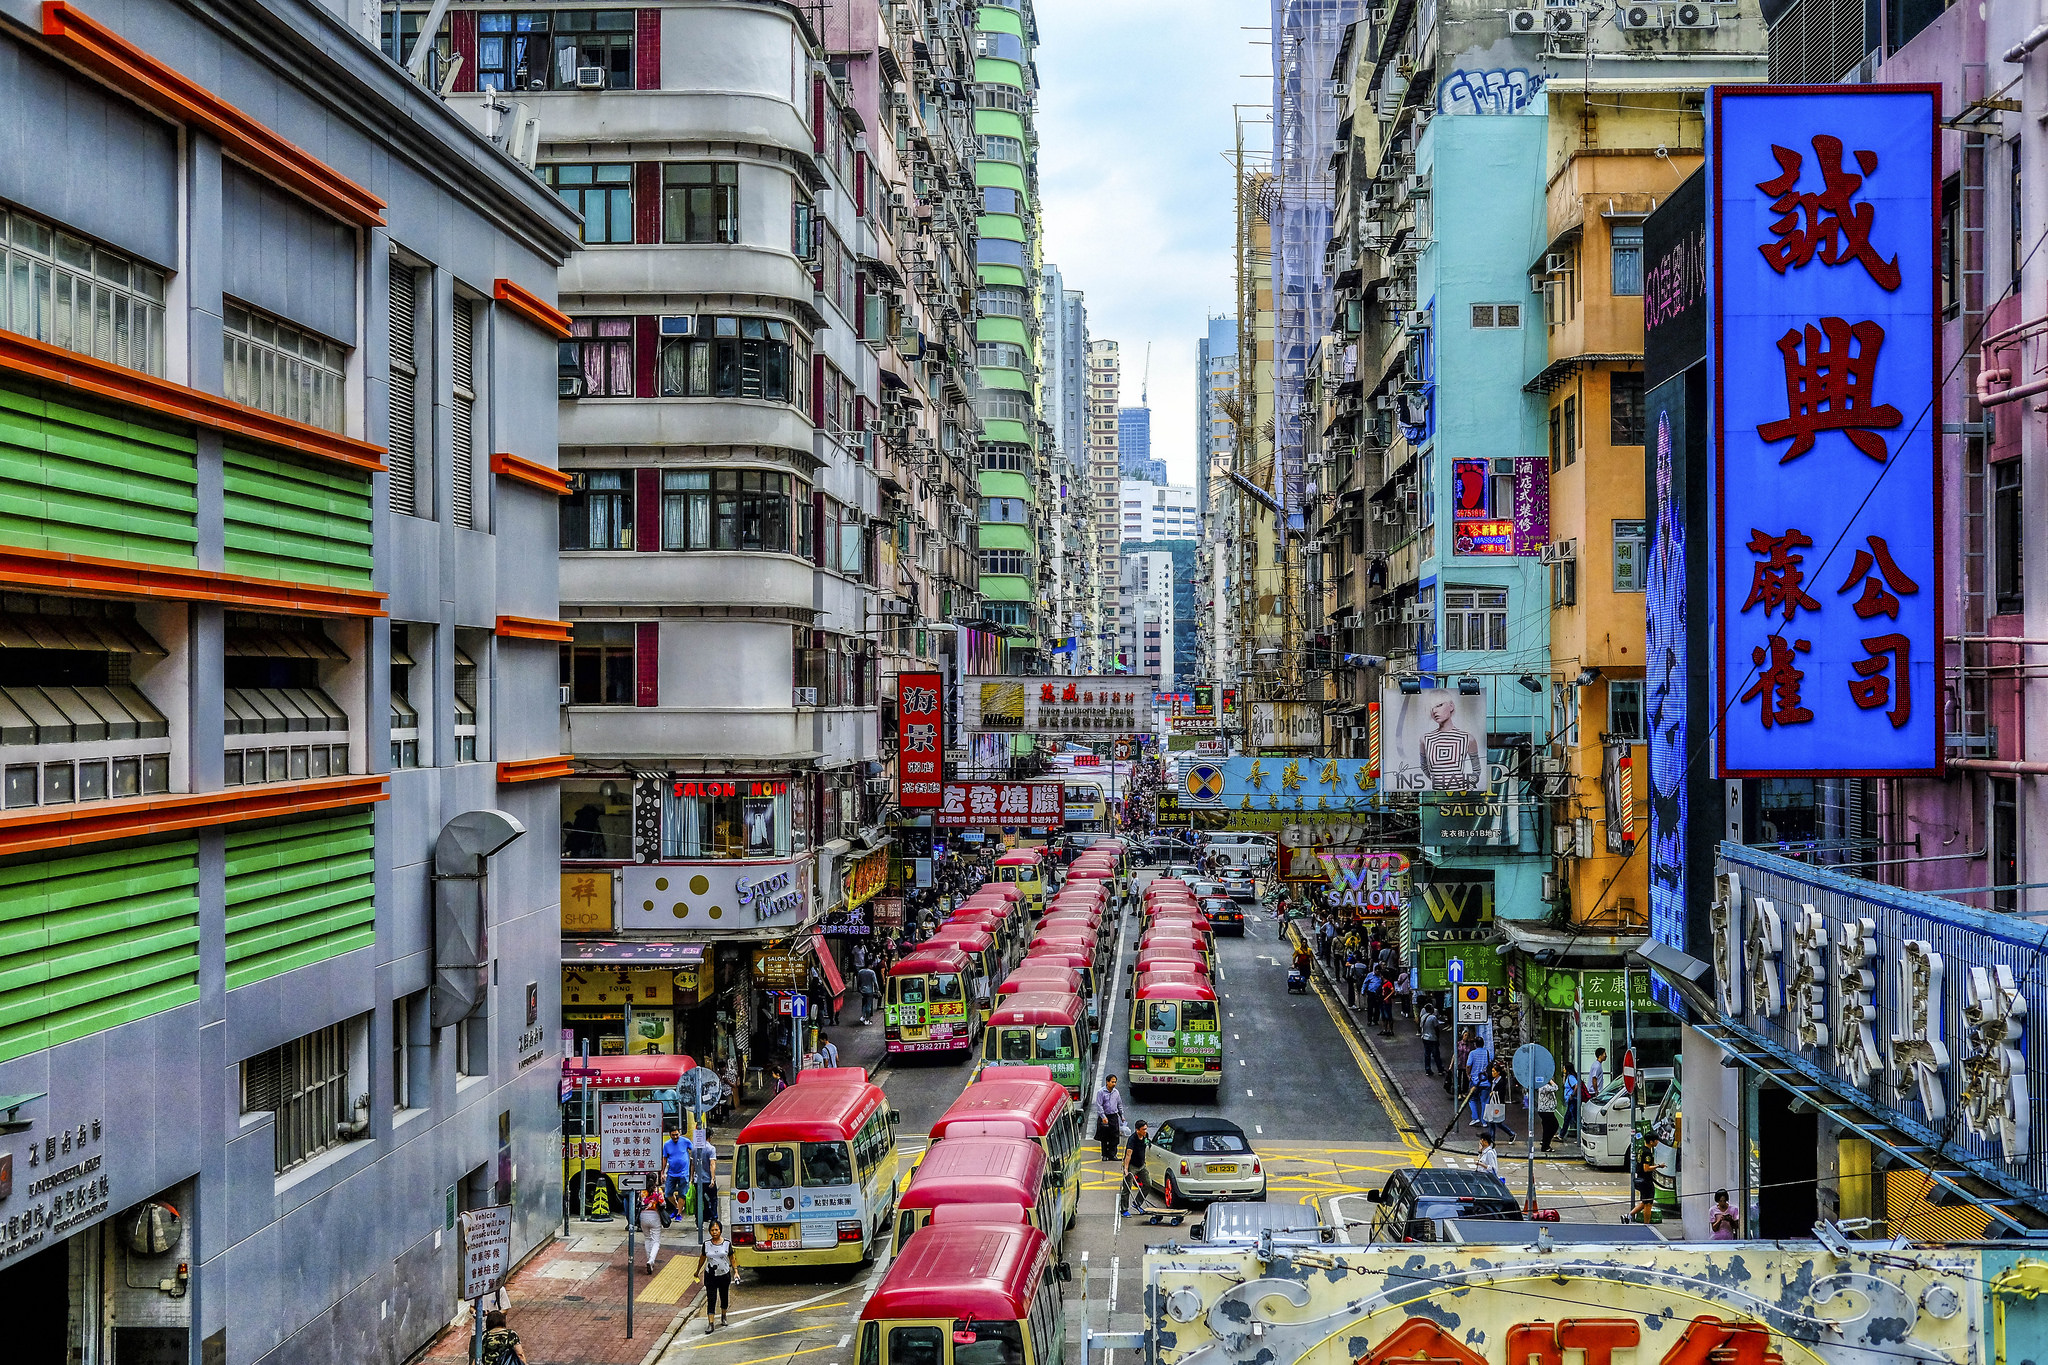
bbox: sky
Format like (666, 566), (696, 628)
(1034, 0), (1269, 490)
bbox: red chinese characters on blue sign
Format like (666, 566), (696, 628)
(1710, 87), (1941, 776)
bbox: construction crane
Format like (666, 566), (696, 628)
(1141, 342), (1150, 406)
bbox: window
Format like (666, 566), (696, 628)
(792, 194), (815, 261)
(565, 317), (634, 397)
(1996, 459), (2024, 616)
(1469, 302), (1521, 329)
(379, 9), (453, 85)
(981, 549), (1030, 576)
(662, 469), (809, 553)
(821, 499), (866, 576)
(1610, 224), (1644, 296)
(224, 302), (347, 433)
(1442, 587), (1508, 652)
(2014, 139), (2024, 291)
(1614, 520), (1647, 592)
(560, 622), (638, 704)
(392, 990), (423, 1111)
(389, 261), (421, 516)
(1562, 396), (1577, 465)
(452, 633), (483, 762)
(390, 623), (424, 769)
(978, 389), (1032, 422)
(562, 778), (634, 859)
(451, 299), (477, 529)
(1607, 680), (1646, 743)
(242, 1019), (365, 1175)
(657, 317), (797, 402)
(2, 207), (168, 375)
(1610, 371), (1645, 445)
(660, 779), (792, 859)
(977, 340), (1029, 370)
(549, 8), (635, 88)
(978, 288), (1028, 319)
(1993, 776), (2019, 913)
(546, 164), (633, 244)
(1551, 557), (1578, 607)
(664, 164), (740, 244)
(980, 445), (1032, 472)
(1549, 405), (1561, 473)
(1942, 175), (1960, 318)
(560, 469), (634, 549)
(222, 615), (351, 787)
(980, 134), (1023, 163)
(981, 496), (1029, 524)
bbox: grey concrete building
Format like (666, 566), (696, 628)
(0, 0), (579, 1358)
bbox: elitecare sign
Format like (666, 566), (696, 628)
(1710, 86), (1942, 776)
(896, 671), (943, 808)
(935, 782), (1064, 826)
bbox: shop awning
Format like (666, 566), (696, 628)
(808, 929), (847, 1005)
(562, 940), (706, 965)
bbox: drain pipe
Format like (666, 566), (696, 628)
(2005, 23), (2048, 63)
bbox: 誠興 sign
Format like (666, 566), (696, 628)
(1709, 86), (1942, 777)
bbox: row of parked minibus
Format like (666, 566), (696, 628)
(1125, 876), (1224, 1094)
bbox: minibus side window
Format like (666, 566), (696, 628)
(889, 1326), (944, 1365)
(895, 1209), (917, 1249)
(730, 1146), (751, 1188)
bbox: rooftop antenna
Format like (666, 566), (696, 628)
(1142, 342), (1151, 406)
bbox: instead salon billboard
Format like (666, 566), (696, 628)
(1709, 86), (1942, 776)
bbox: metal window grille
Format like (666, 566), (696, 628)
(243, 1022), (353, 1174)
(2, 208), (167, 375)
(388, 264), (419, 514)
(451, 300), (476, 529)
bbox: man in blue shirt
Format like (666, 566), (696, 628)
(662, 1127), (690, 1214)
(1464, 1038), (1492, 1126)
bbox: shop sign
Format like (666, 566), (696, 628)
(820, 906), (873, 936)
(1709, 86), (1941, 776)
(560, 940), (706, 965)
(620, 860), (811, 931)
(2, 1115), (109, 1265)
(561, 870), (613, 933)
(1249, 702), (1321, 750)
(1415, 869), (1493, 941)
(563, 966), (675, 1009)
(871, 896), (905, 929)
(1421, 787), (1520, 847)
(936, 782), (1063, 826)
(1202, 757), (1380, 812)
(897, 670), (943, 807)
(674, 963), (712, 1003)
(846, 849), (889, 909)
(1522, 963), (1660, 1013)
(752, 949), (809, 989)
(1715, 841), (2048, 1180)
(1418, 941), (1503, 991)
(962, 676), (1154, 735)
(671, 777), (787, 799)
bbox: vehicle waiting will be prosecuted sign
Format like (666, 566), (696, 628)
(599, 1101), (664, 1173)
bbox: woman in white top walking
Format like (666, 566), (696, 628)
(702, 1221), (733, 1331)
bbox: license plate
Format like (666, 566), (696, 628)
(1206, 1163), (1238, 1175)
(761, 1223), (798, 1248)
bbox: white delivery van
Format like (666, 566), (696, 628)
(1203, 833), (1276, 869)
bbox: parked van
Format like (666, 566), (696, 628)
(1201, 1201), (1332, 1246)
(1202, 833), (1276, 869)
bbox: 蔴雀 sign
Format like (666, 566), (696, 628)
(1710, 85), (1941, 776)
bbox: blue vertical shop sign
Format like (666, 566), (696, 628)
(1710, 86), (1943, 776)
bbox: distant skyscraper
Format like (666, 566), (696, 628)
(1118, 406), (1163, 483)
(1196, 316), (1238, 519)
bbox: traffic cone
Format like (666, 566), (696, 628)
(587, 1179), (614, 1222)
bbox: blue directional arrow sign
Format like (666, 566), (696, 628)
(1446, 958), (1465, 985)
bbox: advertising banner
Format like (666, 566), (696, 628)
(620, 861), (810, 932)
(1710, 86), (1942, 776)
(1378, 686), (1487, 792)
(1316, 851), (1411, 915)
(936, 781), (1065, 826)
(1249, 701), (1322, 749)
(1510, 455), (1550, 556)
(1421, 787), (1518, 847)
(1414, 868), (1494, 941)
(1179, 756), (1379, 812)
(962, 676), (1154, 734)
(896, 670), (943, 807)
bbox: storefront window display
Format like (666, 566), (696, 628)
(561, 965), (714, 1057)
(661, 777), (793, 859)
(562, 779), (635, 860)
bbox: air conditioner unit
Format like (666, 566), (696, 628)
(558, 376), (585, 399)
(1616, 2), (1664, 27)
(890, 190), (907, 208)
(1554, 539), (1578, 561)
(575, 66), (607, 89)
(1373, 393), (1397, 410)
(1508, 4), (1543, 33)
(1548, 7), (1584, 31)
(1400, 603), (1429, 623)
(659, 315), (694, 336)
(1350, 726), (1369, 739)
(1546, 252), (1573, 274)
(558, 685), (574, 706)
(794, 687), (819, 707)
(1673, 1), (1717, 25)
(1554, 824), (1575, 857)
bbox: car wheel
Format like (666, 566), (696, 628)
(1162, 1176), (1180, 1209)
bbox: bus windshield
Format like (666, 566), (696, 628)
(957, 1319), (1025, 1365)
(1035, 1026), (1076, 1058)
(802, 1140), (853, 1185)
(754, 1144), (797, 1189)
(1181, 1002), (1219, 1030)
(1146, 1002), (1177, 1031)
(898, 977), (927, 1005)
(890, 1326), (944, 1365)
(929, 972), (964, 1002)
(997, 1027), (1035, 1061)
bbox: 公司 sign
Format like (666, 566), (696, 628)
(1709, 86), (1942, 776)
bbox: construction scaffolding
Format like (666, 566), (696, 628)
(1270, 0), (1358, 538)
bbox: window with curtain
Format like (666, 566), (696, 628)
(658, 318), (796, 402)
(1610, 224), (1644, 296)
(546, 164), (633, 244)
(560, 469), (633, 550)
(660, 469), (808, 553)
(568, 317), (634, 396)
(660, 780), (792, 859)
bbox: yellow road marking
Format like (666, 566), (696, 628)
(797, 1300), (852, 1313)
(638, 1252), (703, 1304)
(685, 1323), (822, 1350)
(721, 1342), (842, 1365)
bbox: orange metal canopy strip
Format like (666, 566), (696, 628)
(498, 755), (574, 784)
(491, 451), (572, 495)
(40, 2), (386, 228)
(0, 543), (387, 617)
(494, 278), (574, 340)
(0, 330), (388, 474)
(496, 614), (572, 642)
(0, 773), (388, 856)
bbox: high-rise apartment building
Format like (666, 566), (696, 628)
(1042, 264), (1096, 663)
(1087, 339), (1122, 652)
(1119, 550), (1176, 682)
(1120, 481), (1200, 542)
(1118, 404), (1165, 483)
(1196, 316), (1239, 520)
(0, 0), (577, 1355)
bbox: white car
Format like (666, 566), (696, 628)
(1142, 1117), (1266, 1207)
(1578, 1068), (1676, 1169)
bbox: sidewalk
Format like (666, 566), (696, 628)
(415, 994), (892, 1364)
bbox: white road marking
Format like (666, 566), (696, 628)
(1246, 1089), (1254, 1097)
(1255, 1124), (1263, 1135)
(724, 1285), (849, 1331)
(839, 1335), (852, 1348)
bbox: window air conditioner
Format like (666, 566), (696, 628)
(1400, 603), (1428, 623)
(559, 685), (574, 706)
(575, 66), (607, 89)
(559, 376), (585, 399)
(1350, 726), (1369, 739)
(659, 315), (694, 336)
(1546, 252), (1573, 274)
(794, 687), (819, 707)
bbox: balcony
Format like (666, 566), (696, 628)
(559, 398), (814, 452)
(560, 550), (816, 614)
(559, 245), (814, 309)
